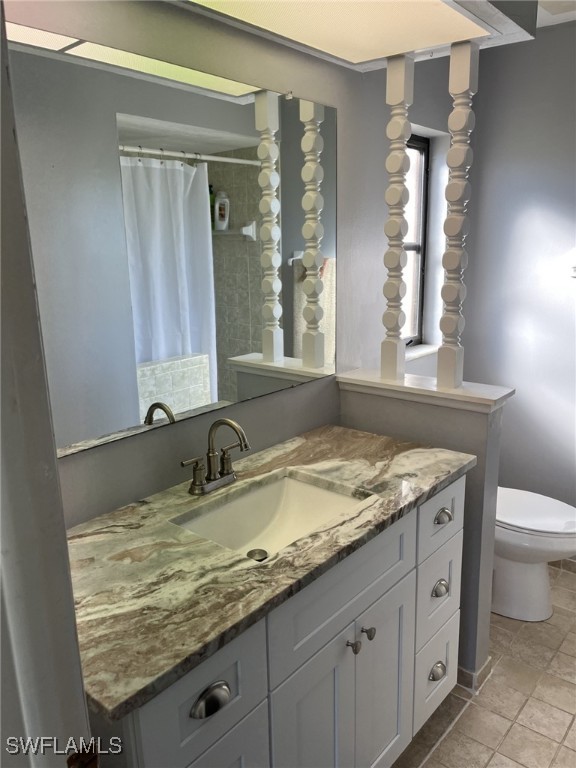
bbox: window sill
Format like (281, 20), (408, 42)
(405, 344), (439, 362)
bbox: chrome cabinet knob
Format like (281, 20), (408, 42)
(189, 681), (231, 719)
(346, 640), (362, 655)
(428, 661), (447, 682)
(361, 626), (376, 641)
(433, 507), (453, 525)
(431, 578), (450, 598)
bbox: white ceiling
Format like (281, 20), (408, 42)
(537, 0), (576, 26)
(185, 0), (490, 66)
(116, 114), (259, 155)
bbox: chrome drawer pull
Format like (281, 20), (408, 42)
(433, 507), (453, 525)
(361, 626), (377, 641)
(431, 579), (450, 598)
(346, 640), (362, 655)
(428, 661), (447, 682)
(190, 681), (231, 719)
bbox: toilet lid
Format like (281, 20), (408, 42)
(497, 487), (576, 535)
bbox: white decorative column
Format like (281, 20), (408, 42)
(300, 99), (325, 368)
(381, 55), (414, 381)
(437, 41), (479, 388)
(255, 91), (283, 362)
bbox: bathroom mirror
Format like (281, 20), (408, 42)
(7, 26), (336, 453)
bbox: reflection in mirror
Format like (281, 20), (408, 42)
(8, 30), (336, 453)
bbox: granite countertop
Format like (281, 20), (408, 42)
(66, 425), (476, 720)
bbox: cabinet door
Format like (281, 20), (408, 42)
(186, 701), (269, 768)
(355, 571), (416, 768)
(270, 626), (356, 768)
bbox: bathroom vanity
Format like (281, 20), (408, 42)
(67, 425), (475, 767)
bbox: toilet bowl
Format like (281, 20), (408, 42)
(492, 487), (576, 622)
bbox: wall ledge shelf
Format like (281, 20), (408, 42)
(228, 353), (335, 382)
(212, 221), (257, 241)
(337, 370), (515, 414)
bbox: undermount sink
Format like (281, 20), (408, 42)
(171, 471), (362, 560)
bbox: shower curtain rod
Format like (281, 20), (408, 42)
(119, 144), (260, 166)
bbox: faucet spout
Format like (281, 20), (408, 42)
(206, 418), (251, 481)
(144, 401), (175, 425)
(181, 418), (250, 495)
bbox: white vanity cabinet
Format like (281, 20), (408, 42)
(268, 512), (417, 768)
(412, 476), (465, 734)
(97, 621), (269, 768)
(92, 476), (466, 768)
(270, 571), (416, 768)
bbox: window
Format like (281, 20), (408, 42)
(402, 134), (430, 343)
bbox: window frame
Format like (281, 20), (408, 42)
(403, 133), (430, 346)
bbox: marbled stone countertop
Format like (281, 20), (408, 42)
(66, 425), (476, 720)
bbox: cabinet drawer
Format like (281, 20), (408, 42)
(417, 477), (465, 563)
(267, 512), (416, 689)
(416, 530), (462, 651)
(413, 611), (460, 734)
(133, 621), (267, 768)
(186, 701), (270, 768)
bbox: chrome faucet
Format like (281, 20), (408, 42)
(181, 418), (251, 496)
(144, 401), (175, 425)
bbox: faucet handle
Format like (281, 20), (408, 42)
(180, 456), (207, 494)
(220, 443), (241, 476)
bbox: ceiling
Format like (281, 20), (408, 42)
(184, 0), (490, 66)
(537, 0), (576, 25)
(117, 114), (259, 155)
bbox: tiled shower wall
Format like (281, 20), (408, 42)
(208, 147), (265, 403)
(137, 354), (211, 422)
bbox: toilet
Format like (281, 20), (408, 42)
(492, 487), (576, 622)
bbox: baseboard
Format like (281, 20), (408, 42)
(457, 654), (494, 692)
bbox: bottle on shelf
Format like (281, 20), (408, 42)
(214, 190), (230, 231)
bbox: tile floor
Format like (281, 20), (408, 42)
(392, 566), (576, 768)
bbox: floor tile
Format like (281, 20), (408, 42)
(453, 684), (474, 700)
(556, 571), (576, 592)
(551, 587), (576, 613)
(516, 697), (573, 742)
(491, 655), (543, 695)
(491, 613), (525, 635)
(549, 566), (561, 585)
(551, 746), (576, 768)
(498, 723), (558, 768)
(559, 632), (576, 658)
(533, 673), (576, 714)
(391, 693), (466, 768)
(422, 758), (449, 768)
(487, 755), (525, 768)
(548, 652), (576, 685)
(455, 703), (512, 749)
(560, 560), (576, 575)
(516, 621), (566, 651)
(564, 719), (576, 751)
(508, 635), (557, 670)
(491, 626), (516, 656)
(475, 678), (528, 719)
(546, 607), (576, 635)
(432, 730), (493, 768)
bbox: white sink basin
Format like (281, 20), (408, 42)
(172, 472), (360, 559)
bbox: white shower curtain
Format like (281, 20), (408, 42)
(120, 158), (217, 401)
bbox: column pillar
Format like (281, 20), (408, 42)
(381, 55), (414, 381)
(437, 41), (479, 388)
(300, 99), (325, 368)
(255, 91), (283, 362)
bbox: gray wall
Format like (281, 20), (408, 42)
(9, 49), (257, 448)
(465, 24), (576, 505)
(1, 20), (89, 748)
(9, 2), (574, 517)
